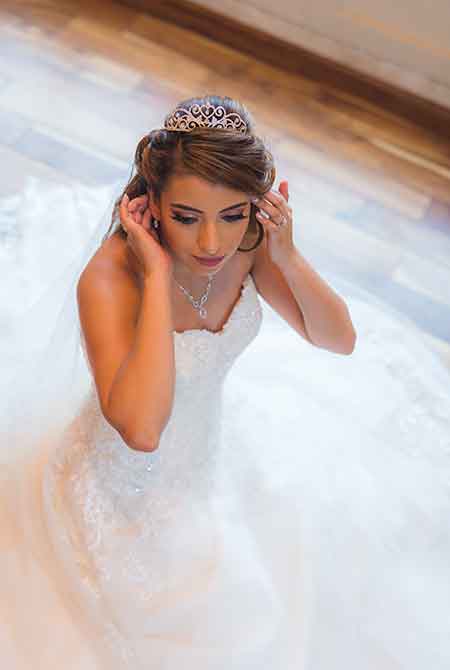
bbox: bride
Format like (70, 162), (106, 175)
(1, 94), (449, 670)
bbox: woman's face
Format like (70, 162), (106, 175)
(149, 174), (253, 278)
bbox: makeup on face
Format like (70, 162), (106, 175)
(169, 200), (251, 226)
(167, 197), (252, 269)
(192, 255), (225, 267)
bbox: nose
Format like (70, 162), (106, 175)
(197, 221), (221, 256)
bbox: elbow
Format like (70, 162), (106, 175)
(341, 341), (356, 355)
(321, 331), (356, 355)
(338, 306), (357, 355)
(124, 411), (173, 453)
(131, 440), (160, 453)
(106, 414), (161, 453)
(340, 329), (357, 355)
(122, 428), (160, 453)
(335, 303), (357, 355)
(103, 400), (161, 453)
(312, 333), (357, 355)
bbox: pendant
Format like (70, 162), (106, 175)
(199, 306), (207, 319)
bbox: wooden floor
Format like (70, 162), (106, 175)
(1, 0), (449, 362)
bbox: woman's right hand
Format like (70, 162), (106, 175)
(119, 193), (173, 278)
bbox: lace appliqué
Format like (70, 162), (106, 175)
(43, 272), (263, 662)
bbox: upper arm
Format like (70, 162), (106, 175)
(250, 236), (313, 344)
(77, 263), (139, 424)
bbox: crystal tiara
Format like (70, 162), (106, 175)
(164, 102), (248, 134)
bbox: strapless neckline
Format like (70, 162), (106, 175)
(173, 272), (254, 338)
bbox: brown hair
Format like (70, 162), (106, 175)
(104, 94), (276, 251)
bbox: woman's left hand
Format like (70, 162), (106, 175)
(253, 180), (295, 265)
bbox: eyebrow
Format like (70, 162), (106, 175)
(170, 201), (248, 214)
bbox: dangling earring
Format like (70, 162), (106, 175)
(152, 218), (159, 229)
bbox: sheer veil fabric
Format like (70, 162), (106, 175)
(0, 177), (128, 668)
(0, 176), (449, 669)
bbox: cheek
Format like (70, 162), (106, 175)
(160, 222), (185, 247)
(233, 220), (250, 239)
(221, 225), (247, 251)
(162, 223), (198, 250)
(239, 219), (252, 238)
(163, 220), (249, 250)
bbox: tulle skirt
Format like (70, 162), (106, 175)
(1, 178), (449, 669)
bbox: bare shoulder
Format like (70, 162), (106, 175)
(76, 232), (142, 416)
(77, 231), (141, 322)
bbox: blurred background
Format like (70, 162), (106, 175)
(0, 0), (449, 366)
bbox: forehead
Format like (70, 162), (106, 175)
(165, 174), (246, 201)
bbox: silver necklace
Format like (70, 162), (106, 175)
(152, 218), (216, 319)
(173, 271), (216, 319)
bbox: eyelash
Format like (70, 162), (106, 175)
(171, 213), (246, 225)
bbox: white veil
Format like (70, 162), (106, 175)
(0, 175), (125, 479)
(0, 174), (133, 669)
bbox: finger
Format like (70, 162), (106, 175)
(132, 205), (148, 224)
(121, 215), (135, 234)
(120, 194), (133, 219)
(265, 190), (285, 206)
(120, 193), (129, 214)
(264, 189), (289, 211)
(129, 194), (148, 211)
(142, 208), (152, 230)
(256, 199), (279, 219)
(256, 210), (279, 232)
(120, 195), (138, 228)
(258, 193), (280, 214)
(258, 194), (290, 221)
(149, 227), (160, 243)
(278, 181), (289, 202)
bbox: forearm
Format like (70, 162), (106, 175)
(280, 248), (356, 354)
(107, 272), (175, 451)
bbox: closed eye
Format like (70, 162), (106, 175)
(171, 213), (247, 225)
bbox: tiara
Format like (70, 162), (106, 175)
(164, 102), (248, 134)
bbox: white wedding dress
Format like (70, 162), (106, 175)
(1, 178), (449, 669)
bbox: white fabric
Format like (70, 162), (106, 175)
(1, 178), (449, 669)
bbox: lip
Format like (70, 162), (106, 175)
(193, 255), (225, 266)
